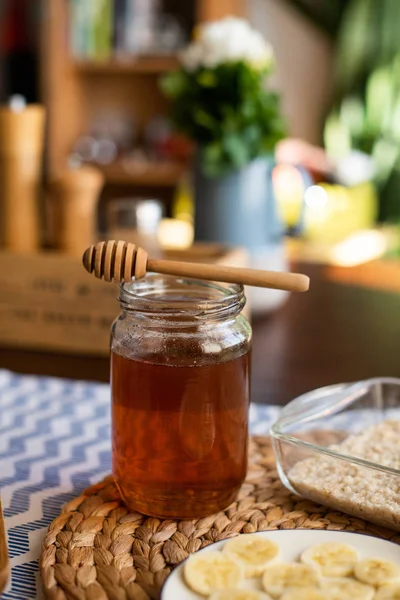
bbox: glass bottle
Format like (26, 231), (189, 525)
(111, 275), (252, 518)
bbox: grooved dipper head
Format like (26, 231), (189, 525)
(82, 240), (148, 283)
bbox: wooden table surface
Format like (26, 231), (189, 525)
(1, 262), (399, 405)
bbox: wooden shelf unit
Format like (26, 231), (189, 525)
(72, 55), (180, 75)
(40, 0), (245, 185)
(99, 160), (187, 186)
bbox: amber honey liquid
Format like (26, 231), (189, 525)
(111, 350), (250, 518)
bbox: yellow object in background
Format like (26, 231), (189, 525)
(157, 218), (194, 249)
(330, 230), (387, 266)
(273, 164), (306, 229)
(172, 174), (194, 224)
(164, 174), (195, 249)
(303, 181), (378, 243)
(286, 227), (391, 267)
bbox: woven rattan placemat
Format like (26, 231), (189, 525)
(40, 436), (400, 600)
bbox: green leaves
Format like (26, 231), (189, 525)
(223, 132), (249, 169)
(161, 61), (284, 176)
(196, 71), (218, 87)
(325, 0), (400, 221)
(159, 70), (187, 98)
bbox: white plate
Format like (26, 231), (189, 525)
(161, 529), (400, 599)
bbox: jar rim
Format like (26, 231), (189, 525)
(119, 274), (245, 318)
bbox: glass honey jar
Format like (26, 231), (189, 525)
(111, 275), (252, 519)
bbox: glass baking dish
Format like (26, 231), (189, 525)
(270, 377), (400, 530)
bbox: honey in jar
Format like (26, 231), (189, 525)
(111, 275), (252, 519)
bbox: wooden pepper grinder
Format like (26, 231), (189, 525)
(51, 165), (104, 256)
(0, 98), (45, 252)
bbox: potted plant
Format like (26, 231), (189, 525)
(162, 17), (288, 314)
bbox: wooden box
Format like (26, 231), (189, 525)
(0, 245), (250, 356)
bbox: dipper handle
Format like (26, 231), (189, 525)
(82, 240), (310, 292)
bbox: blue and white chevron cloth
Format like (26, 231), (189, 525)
(0, 369), (279, 600)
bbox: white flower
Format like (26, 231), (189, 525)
(179, 43), (203, 71)
(180, 16), (274, 72)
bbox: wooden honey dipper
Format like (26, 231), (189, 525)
(82, 240), (310, 292)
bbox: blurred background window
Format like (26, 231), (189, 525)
(283, 0), (400, 222)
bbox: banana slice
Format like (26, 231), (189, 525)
(280, 588), (326, 600)
(321, 577), (374, 600)
(222, 535), (280, 577)
(210, 591), (272, 600)
(301, 542), (359, 577)
(375, 582), (400, 599)
(184, 551), (244, 596)
(261, 563), (320, 598)
(354, 558), (400, 586)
